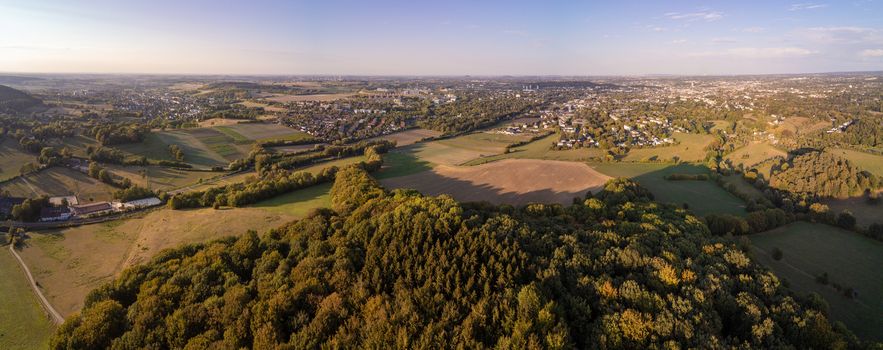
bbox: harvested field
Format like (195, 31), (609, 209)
(236, 100), (286, 113)
(19, 206), (301, 317)
(198, 118), (242, 127)
(367, 128), (441, 147)
(380, 159), (610, 205)
(1, 167), (116, 202)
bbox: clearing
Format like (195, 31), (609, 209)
(380, 159), (610, 206)
(750, 222), (883, 341)
(0, 248), (54, 350)
(591, 163), (747, 216)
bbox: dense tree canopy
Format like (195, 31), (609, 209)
(769, 150), (880, 198)
(52, 168), (862, 349)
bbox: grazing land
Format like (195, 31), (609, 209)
(825, 196), (883, 228)
(117, 129), (234, 168)
(214, 122), (309, 142)
(397, 132), (529, 166)
(724, 142), (787, 174)
(104, 165), (226, 191)
(464, 133), (606, 165)
(19, 206), (301, 317)
(622, 132), (715, 162)
(0, 248), (54, 350)
(0, 138), (35, 181)
(719, 174), (766, 201)
(828, 148), (883, 177)
(591, 163), (747, 216)
(1, 166), (116, 202)
(751, 222), (883, 341)
(253, 182), (332, 216)
(380, 159), (610, 205)
(367, 128), (441, 146)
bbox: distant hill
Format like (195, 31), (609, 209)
(0, 85), (43, 113)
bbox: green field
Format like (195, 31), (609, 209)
(0, 138), (35, 182)
(825, 197), (883, 228)
(463, 133), (607, 166)
(392, 132), (532, 167)
(719, 174), (766, 201)
(213, 126), (251, 144)
(214, 123), (312, 143)
(828, 148), (883, 178)
(118, 129), (234, 168)
(622, 132), (715, 162)
(751, 222), (883, 341)
(253, 182), (332, 216)
(376, 151), (433, 179)
(591, 163), (748, 216)
(724, 142), (787, 176)
(105, 165), (226, 192)
(0, 249), (54, 350)
(0, 166), (117, 202)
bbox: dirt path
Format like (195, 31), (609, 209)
(8, 244), (64, 325)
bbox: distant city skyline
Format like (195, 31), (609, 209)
(2, 0), (883, 75)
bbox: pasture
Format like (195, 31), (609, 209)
(396, 132), (529, 166)
(118, 129), (238, 168)
(19, 205), (302, 317)
(104, 165), (226, 192)
(828, 148), (883, 177)
(197, 118), (242, 127)
(0, 138), (35, 181)
(380, 159), (610, 206)
(591, 163), (748, 216)
(622, 132), (715, 162)
(214, 122), (310, 142)
(750, 222), (883, 341)
(253, 183), (332, 216)
(1, 166), (117, 202)
(463, 133), (607, 166)
(0, 249), (54, 350)
(367, 128), (442, 147)
(724, 142), (787, 175)
(825, 196), (883, 228)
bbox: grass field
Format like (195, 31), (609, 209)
(181, 155), (367, 193)
(19, 205), (302, 317)
(724, 142), (787, 175)
(367, 128), (442, 147)
(0, 138), (35, 181)
(377, 151), (434, 179)
(253, 183), (332, 216)
(463, 133), (607, 166)
(622, 132), (715, 162)
(719, 174), (766, 201)
(591, 163), (748, 216)
(0, 248), (54, 350)
(0, 167), (117, 202)
(825, 196), (883, 228)
(394, 132), (530, 167)
(214, 126), (251, 144)
(104, 165), (226, 192)
(214, 123), (310, 142)
(380, 159), (611, 205)
(118, 129), (233, 168)
(828, 148), (883, 177)
(750, 222), (883, 341)
(265, 92), (357, 102)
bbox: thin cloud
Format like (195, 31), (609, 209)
(789, 3), (828, 11)
(712, 38), (738, 44)
(671, 39), (687, 44)
(688, 47), (814, 58)
(663, 11), (723, 22)
(800, 26), (881, 44)
(741, 27), (765, 33)
(860, 49), (883, 57)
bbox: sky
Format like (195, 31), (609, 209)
(1, 0), (882, 75)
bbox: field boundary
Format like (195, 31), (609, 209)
(8, 244), (64, 325)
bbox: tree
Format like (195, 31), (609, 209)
(772, 247), (783, 261)
(836, 210), (856, 230)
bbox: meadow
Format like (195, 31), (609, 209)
(117, 129), (233, 168)
(0, 248), (54, 350)
(828, 148), (883, 177)
(724, 142), (787, 175)
(750, 222), (883, 341)
(0, 167), (117, 202)
(591, 163), (748, 216)
(622, 132), (715, 162)
(104, 165), (226, 192)
(463, 133), (606, 166)
(214, 123), (311, 143)
(395, 132), (530, 166)
(367, 128), (442, 147)
(0, 138), (35, 181)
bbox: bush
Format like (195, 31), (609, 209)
(771, 247), (783, 261)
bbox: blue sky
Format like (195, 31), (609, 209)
(1, 0), (882, 75)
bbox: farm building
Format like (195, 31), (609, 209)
(39, 206), (72, 222)
(118, 197), (162, 209)
(70, 202), (113, 217)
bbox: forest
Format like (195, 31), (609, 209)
(768, 151), (880, 198)
(51, 167), (864, 349)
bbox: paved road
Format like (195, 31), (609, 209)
(8, 244), (64, 325)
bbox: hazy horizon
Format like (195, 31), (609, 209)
(3, 0), (883, 75)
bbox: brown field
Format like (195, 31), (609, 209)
(20, 206), (299, 317)
(265, 92), (357, 103)
(1, 167), (116, 202)
(197, 118), (242, 127)
(774, 117), (830, 136)
(380, 159), (611, 205)
(367, 128), (442, 147)
(237, 100), (287, 113)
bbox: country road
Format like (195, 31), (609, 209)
(9, 244), (64, 325)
